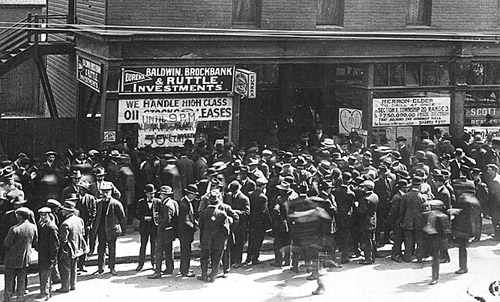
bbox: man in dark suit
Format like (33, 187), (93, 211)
(148, 185), (179, 279)
(57, 198), (87, 293)
(177, 149), (197, 190)
(135, 184), (159, 271)
(197, 191), (230, 283)
(357, 180), (379, 264)
(90, 182), (125, 276)
(61, 170), (83, 201)
(396, 136), (411, 168)
(177, 184), (199, 277)
(225, 181), (250, 268)
(400, 177), (427, 262)
(333, 172), (356, 264)
(3, 207), (37, 302)
(89, 167), (121, 200)
(239, 166), (256, 197)
(245, 177), (270, 265)
(75, 181), (97, 272)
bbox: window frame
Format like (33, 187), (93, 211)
(232, 0), (262, 28)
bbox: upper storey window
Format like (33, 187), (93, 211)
(406, 0), (432, 26)
(317, 0), (344, 26)
(233, 0), (261, 28)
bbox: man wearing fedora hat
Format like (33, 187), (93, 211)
(57, 197), (87, 293)
(36, 206), (59, 301)
(62, 170), (83, 201)
(225, 181), (250, 268)
(89, 167), (121, 200)
(197, 190), (230, 283)
(238, 166), (256, 197)
(396, 136), (411, 168)
(177, 184), (200, 277)
(149, 185), (178, 279)
(0, 195), (32, 264)
(90, 182), (125, 276)
(333, 172), (356, 264)
(3, 206), (37, 302)
(387, 179), (410, 263)
(135, 184), (160, 271)
(400, 177), (427, 263)
(75, 181), (97, 272)
(357, 180), (378, 265)
(245, 177), (271, 265)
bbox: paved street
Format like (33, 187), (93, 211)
(2, 235), (500, 302)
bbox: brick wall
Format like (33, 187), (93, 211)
(103, 0), (500, 31)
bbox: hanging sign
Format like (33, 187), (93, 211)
(77, 55), (102, 93)
(235, 69), (257, 99)
(118, 97), (232, 124)
(120, 66), (235, 95)
(339, 108), (362, 134)
(373, 97), (450, 127)
(138, 112), (198, 148)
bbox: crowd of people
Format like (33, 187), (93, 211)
(1, 127), (500, 300)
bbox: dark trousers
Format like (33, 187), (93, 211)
(403, 229), (423, 261)
(200, 248), (224, 279)
(360, 229), (376, 263)
(230, 228), (247, 265)
(428, 234), (446, 281)
(154, 231), (174, 274)
(39, 264), (55, 296)
(59, 256), (77, 291)
(4, 267), (27, 302)
(139, 231), (156, 266)
(336, 227), (351, 260)
(179, 239), (192, 275)
(273, 230), (291, 265)
(97, 226), (117, 270)
(456, 237), (468, 270)
(246, 224), (266, 263)
(391, 224), (404, 257)
(78, 226), (91, 269)
(376, 206), (391, 243)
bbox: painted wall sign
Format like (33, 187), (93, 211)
(373, 97), (450, 127)
(464, 107), (500, 126)
(119, 66), (235, 95)
(77, 55), (102, 92)
(339, 108), (362, 134)
(118, 97), (233, 124)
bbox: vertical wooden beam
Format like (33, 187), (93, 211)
(231, 94), (240, 147)
(364, 64), (374, 145)
(34, 54), (58, 118)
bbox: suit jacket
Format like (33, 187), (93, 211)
(399, 145), (411, 168)
(91, 197), (126, 241)
(435, 185), (451, 211)
(77, 193), (97, 229)
(4, 220), (38, 268)
(399, 189), (426, 230)
(198, 205), (229, 250)
(61, 184), (79, 201)
(224, 191), (250, 230)
(177, 196), (197, 242)
(36, 219), (59, 267)
(135, 197), (159, 235)
(240, 178), (256, 197)
(89, 181), (121, 200)
(59, 214), (87, 259)
(248, 189), (270, 226)
(333, 185), (355, 228)
(176, 156), (197, 189)
(154, 197), (179, 241)
(358, 192), (378, 231)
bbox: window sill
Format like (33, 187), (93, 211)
(405, 25), (432, 29)
(316, 25), (344, 30)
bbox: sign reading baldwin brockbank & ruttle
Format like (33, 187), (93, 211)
(120, 66), (235, 95)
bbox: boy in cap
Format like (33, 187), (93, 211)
(36, 207), (59, 300)
(3, 207), (37, 302)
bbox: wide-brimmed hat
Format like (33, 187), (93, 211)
(184, 184), (198, 195)
(321, 138), (336, 148)
(415, 150), (428, 160)
(144, 184), (156, 193)
(71, 170), (82, 179)
(45, 150), (58, 157)
(61, 199), (77, 212)
(276, 181), (291, 191)
(12, 195), (27, 205)
(158, 185), (173, 195)
(390, 151), (402, 160)
(109, 150), (121, 158)
(318, 161), (332, 174)
(213, 161), (228, 172)
(94, 167), (107, 176)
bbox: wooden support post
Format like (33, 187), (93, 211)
(34, 54), (58, 118)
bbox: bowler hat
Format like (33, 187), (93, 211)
(109, 149), (121, 158)
(144, 184), (156, 193)
(185, 184), (199, 195)
(158, 185), (173, 195)
(276, 181), (291, 191)
(390, 151), (402, 160)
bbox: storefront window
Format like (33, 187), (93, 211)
(334, 65), (364, 85)
(374, 63), (449, 87)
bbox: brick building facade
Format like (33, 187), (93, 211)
(44, 0), (500, 149)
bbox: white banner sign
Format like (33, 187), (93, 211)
(138, 112), (198, 148)
(373, 97), (450, 127)
(118, 97), (233, 124)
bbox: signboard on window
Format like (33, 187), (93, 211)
(464, 107), (500, 126)
(138, 112), (198, 148)
(77, 55), (102, 93)
(117, 97), (233, 124)
(373, 97), (450, 127)
(339, 108), (362, 134)
(119, 66), (235, 95)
